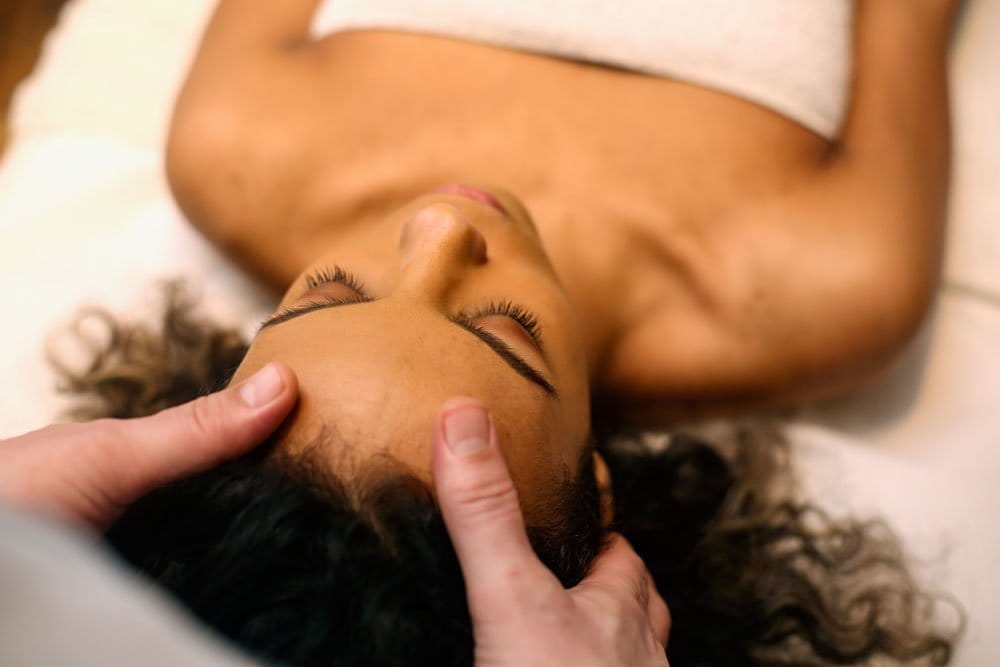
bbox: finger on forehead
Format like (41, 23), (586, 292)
(431, 400), (562, 612)
(107, 363), (297, 504)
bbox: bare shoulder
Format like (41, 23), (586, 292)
(595, 162), (941, 424)
(598, 2), (953, 425)
(165, 37), (329, 287)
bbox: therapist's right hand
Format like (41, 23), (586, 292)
(431, 397), (671, 667)
(0, 362), (297, 530)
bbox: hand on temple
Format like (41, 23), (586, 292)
(1, 372), (669, 664)
(0, 362), (298, 530)
(431, 397), (671, 667)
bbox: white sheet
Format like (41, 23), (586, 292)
(1, 0), (997, 663)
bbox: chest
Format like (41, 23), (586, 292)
(179, 32), (828, 287)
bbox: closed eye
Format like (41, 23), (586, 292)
(268, 265), (545, 354)
(458, 300), (544, 352)
(258, 264), (372, 328)
(256, 266), (556, 397)
(304, 265), (369, 294)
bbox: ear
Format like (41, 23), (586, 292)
(592, 451), (614, 527)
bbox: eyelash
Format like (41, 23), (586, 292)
(287, 264), (544, 348)
(304, 265), (369, 295)
(458, 300), (543, 349)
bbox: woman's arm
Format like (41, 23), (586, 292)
(601, 2), (960, 421)
(165, 1), (326, 287)
(197, 0), (321, 51)
(833, 0), (956, 253)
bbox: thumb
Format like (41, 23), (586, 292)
(431, 397), (560, 617)
(103, 362), (298, 512)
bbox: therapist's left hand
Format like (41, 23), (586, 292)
(0, 362), (297, 530)
(432, 397), (670, 667)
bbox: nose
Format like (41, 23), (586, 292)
(396, 204), (488, 301)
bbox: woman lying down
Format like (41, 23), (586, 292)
(52, 0), (964, 664)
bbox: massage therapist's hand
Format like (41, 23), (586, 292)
(0, 363), (297, 530)
(432, 398), (671, 667)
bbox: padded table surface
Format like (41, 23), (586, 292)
(1, 1), (997, 662)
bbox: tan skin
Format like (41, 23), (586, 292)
(167, 1), (959, 510)
(235, 197), (594, 513)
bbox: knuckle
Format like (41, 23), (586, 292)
(445, 470), (521, 519)
(88, 418), (125, 441)
(591, 583), (637, 619)
(80, 419), (132, 465)
(186, 395), (223, 438)
(622, 547), (646, 574)
(62, 418), (107, 450)
(606, 536), (647, 574)
(488, 562), (551, 605)
(578, 591), (616, 628)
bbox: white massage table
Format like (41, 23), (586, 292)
(0, 1), (996, 663)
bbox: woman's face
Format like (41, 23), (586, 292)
(230, 185), (591, 515)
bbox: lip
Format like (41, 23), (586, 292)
(433, 183), (509, 217)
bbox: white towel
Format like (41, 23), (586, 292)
(313, 0), (853, 139)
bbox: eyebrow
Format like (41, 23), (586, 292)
(257, 301), (558, 397)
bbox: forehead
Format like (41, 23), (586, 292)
(233, 301), (568, 495)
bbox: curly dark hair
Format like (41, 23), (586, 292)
(49, 283), (960, 666)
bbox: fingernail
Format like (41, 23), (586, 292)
(443, 405), (490, 457)
(239, 364), (284, 407)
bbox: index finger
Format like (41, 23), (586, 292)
(576, 534), (671, 648)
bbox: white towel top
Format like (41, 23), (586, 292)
(311, 0), (854, 139)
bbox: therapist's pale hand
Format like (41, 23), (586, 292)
(0, 362), (297, 530)
(431, 397), (671, 667)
